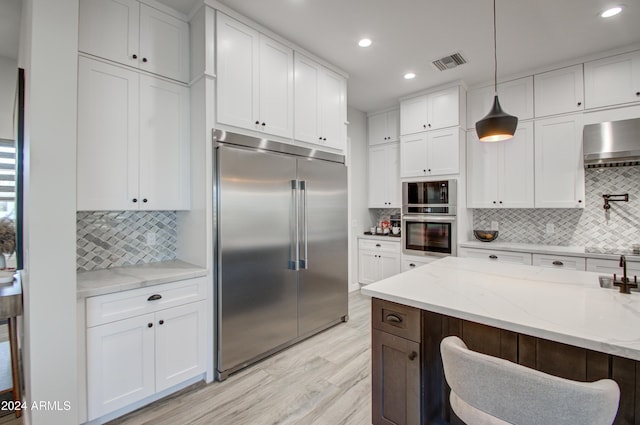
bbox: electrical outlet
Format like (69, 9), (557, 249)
(146, 232), (157, 246)
(546, 223), (555, 234)
(491, 221), (499, 231)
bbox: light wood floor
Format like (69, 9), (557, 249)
(107, 291), (372, 425)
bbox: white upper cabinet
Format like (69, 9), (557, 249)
(534, 64), (584, 117)
(368, 143), (400, 208)
(77, 57), (190, 211)
(584, 50), (640, 109)
(400, 86), (462, 135)
(467, 122), (534, 208)
(400, 128), (461, 178)
(534, 115), (585, 208)
(216, 13), (294, 139)
(368, 109), (400, 145)
(294, 53), (347, 151)
(79, 0), (189, 82)
(466, 77), (534, 129)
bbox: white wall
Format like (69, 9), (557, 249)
(0, 56), (17, 140)
(20, 0), (79, 424)
(347, 106), (370, 291)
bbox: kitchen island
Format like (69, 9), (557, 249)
(361, 256), (640, 425)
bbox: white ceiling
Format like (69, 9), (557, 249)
(160, 0), (640, 113)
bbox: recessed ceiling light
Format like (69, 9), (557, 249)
(601, 6), (622, 18)
(358, 38), (372, 47)
(404, 72), (416, 80)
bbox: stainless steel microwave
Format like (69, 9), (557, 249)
(402, 179), (457, 215)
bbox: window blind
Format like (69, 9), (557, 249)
(0, 139), (16, 201)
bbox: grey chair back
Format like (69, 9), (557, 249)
(440, 336), (620, 425)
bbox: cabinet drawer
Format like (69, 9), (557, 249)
(359, 238), (401, 253)
(401, 255), (439, 273)
(459, 248), (532, 265)
(372, 298), (420, 343)
(532, 254), (586, 270)
(587, 258), (640, 275)
(86, 276), (207, 327)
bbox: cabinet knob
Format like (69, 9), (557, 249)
(577, 101), (582, 106)
(132, 198), (138, 203)
(142, 198), (148, 203)
(423, 124), (427, 129)
(489, 255), (498, 259)
(159, 320), (164, 325)
(323, 137), (327, 141)
(256, 121), (260, 125)
(132, 54), (138, 59)
(428, 123), (431, 128)
(261, 122), (266, 127)
(423, 169), (426, 173)
(319, 136), (323, 140)
(147, 323), (153, 328)
(499, 201), (503, 204)
(493, 201), (497, 204)
(142, 57), (148, 63)
(428, 169), (431, 172)
(409, 263), (416, 267)
(408, 351), (418, 361)
(578, 200), (582, 203)
(636, 91), (640, 96)
(552, 261), (564, 266)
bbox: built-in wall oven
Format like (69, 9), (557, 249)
(402, 180), (457, 257)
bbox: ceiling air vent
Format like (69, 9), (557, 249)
(432, 53), (467, 71)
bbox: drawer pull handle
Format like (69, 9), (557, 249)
(375, 244), (381, 247)
(408, 351), (418, 361)
(489, 255), (498, 259)
(385, 314), (402, 323)
(147, 294), (162, 301)
(552, 261), (564, 266)
(409, 263), (416, 267)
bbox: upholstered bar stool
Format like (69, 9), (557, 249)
(440, 336), (620, 425)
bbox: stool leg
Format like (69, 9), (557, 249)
(8, 317), (21, 418)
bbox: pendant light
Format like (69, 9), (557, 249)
(475, 0), (518, 142)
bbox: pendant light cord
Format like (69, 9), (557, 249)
(493, 0), (498, 95)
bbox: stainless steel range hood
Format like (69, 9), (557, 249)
(583, 118), (640, 168)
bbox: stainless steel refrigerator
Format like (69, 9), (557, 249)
(214, 130), (348, 380)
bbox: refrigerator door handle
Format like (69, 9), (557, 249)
(289, 180), (299, 270)
(299, 180), (309, 269)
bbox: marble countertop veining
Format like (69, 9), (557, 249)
(77, 260), (208, 299)
(459, 240), (640, 261)
(361, 256), (640, 361)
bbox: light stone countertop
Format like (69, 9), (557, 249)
(77, 260), (208, 299)
(459, 240), (640, 262)
(361, 256), (640, 361)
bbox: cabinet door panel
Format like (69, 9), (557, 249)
(139, 75), (190, 210)
(78, 0), (139, 68)
(427, 128), (459, 175)
(87, 314), (155, 420)
(534, 64), (584, 117)
(368, 113), (388, 146)
(320, 69), (346, 150)
(139, 4), (189, 83)
(77, 57), (139, 211)
(387, 109), (400, 142)
(466, 131), (499, 208)
(400, 96), (428, 135)
(466, 77), (533, 129)
(380, 253), (401, 280)
(155, 302), (206, 392)
(368, 146), (388, 208)
(358, 251), (379, 284)
(294, 54), (320, 144)
(585, 51), (640, 109)
(500, 121), (534, 208)
(259, 35), (293, 138)
(216, 13), (259, 130)
(400, 133), (428, 177)
(535, 116), (584, 208)
(388, 143), (401, 207)
(428, 87), (459, 129)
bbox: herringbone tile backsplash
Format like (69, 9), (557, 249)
(77, 211), (177, 271)
(473, 166), (640, 250)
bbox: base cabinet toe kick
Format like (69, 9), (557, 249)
(371, 298), (640, 425)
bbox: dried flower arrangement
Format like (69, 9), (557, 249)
(0, 218), (16, 256)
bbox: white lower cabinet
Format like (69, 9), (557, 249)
(586, 258), (640, 275)
(401, 254), (439, 273)
(532, 254), (586, 271)
(458, 247), (532, 265)
(86, 278), (207, 420)
(358, 239), (401, 284)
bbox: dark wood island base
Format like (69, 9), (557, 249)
(372, 297), (640, 425)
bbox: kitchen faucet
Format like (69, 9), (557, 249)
(613, 255), (638, 294)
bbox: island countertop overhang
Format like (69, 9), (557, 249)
(361, 256), (640, 361)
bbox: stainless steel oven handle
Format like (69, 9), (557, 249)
(402, 215), (456, 223)
(289, 180), (299, 270)
(299, 180), (308, 270)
